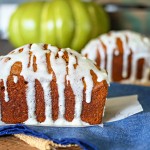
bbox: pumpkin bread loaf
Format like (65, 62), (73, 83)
(0, 44), (108, 126)
(82, 31), (150, 85)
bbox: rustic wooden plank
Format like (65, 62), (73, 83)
(15, 134), (81, 150)
(0, 135), (38, 150)
(0, 135), (81, 150)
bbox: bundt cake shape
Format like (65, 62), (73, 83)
(82, 31), (150, 85)
(0, 43), (108, 126)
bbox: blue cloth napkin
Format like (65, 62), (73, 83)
(0, 83), (150, 150)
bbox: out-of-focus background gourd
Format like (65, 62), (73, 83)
(8, 0), (109, 52)
(0, 0), (150, 55)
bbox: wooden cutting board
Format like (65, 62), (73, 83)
(0, 136), (38, 150)
(0, 135), (81, 150)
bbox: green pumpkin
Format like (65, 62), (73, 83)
(8, 0), (109, 52)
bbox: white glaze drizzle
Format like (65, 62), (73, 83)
(98, 40), (106, 69)
(50, 49), (66, 122)
(0, 43), (108, 126)
(41, 81), (53, 125)
(121, 34), (130, 78)
(103, 35), (116, 81)
(82, 30), (150, 84)
(67, 52), (84, 121)
(13, 76), (18, 83)
(24, 79), (37, 124)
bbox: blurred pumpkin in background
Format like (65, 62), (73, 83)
(8, 0), (110, 52)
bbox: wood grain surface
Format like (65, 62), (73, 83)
(0, 135), (81, 150)
(0, 135), (38, 150)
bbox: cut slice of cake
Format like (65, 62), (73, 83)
(0, 44), (108, 126)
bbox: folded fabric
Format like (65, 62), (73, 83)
(0, 83), (150, 150)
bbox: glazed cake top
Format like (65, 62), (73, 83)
(0, 43), (108, 102)
(82, 30), (150, 58)
(82, 31), (150, 83)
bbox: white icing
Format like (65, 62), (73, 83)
(121, 34), (130, 78)
(50, 50), (66, 121)
(82, 30), (150, 84)
(103, 35), (116, 81)
(13, 75), (18, 83)
(114, 50), (119, 56)
(24, 79), (37, 125)
(98, 39), (106, 70)
(40, 81), (53, 125)
(67, 53), (84, 119)
(0, 43), (108, 126)
(3, 80), (9, 102)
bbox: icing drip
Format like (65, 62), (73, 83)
(3, 80), (9, 102)
(129, 54), (137, 81)
(98, 40), (106, 70)
(67, 53), (84, 120)
(0, 43), (108, 126)
(41, 81), (53, 125)
(114, 50), (119, 56)
(82, 31), (150, 84)
(121, 35), (130, 78)
(82, 40), (99, 62)
(102, 35), (116, 81)
(13, 76), (18, 83)
(24, 79), (37, 124)
(141, 58), (150, 83)
(0, 57), (15, 102)
(50, 50), (66, 123)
